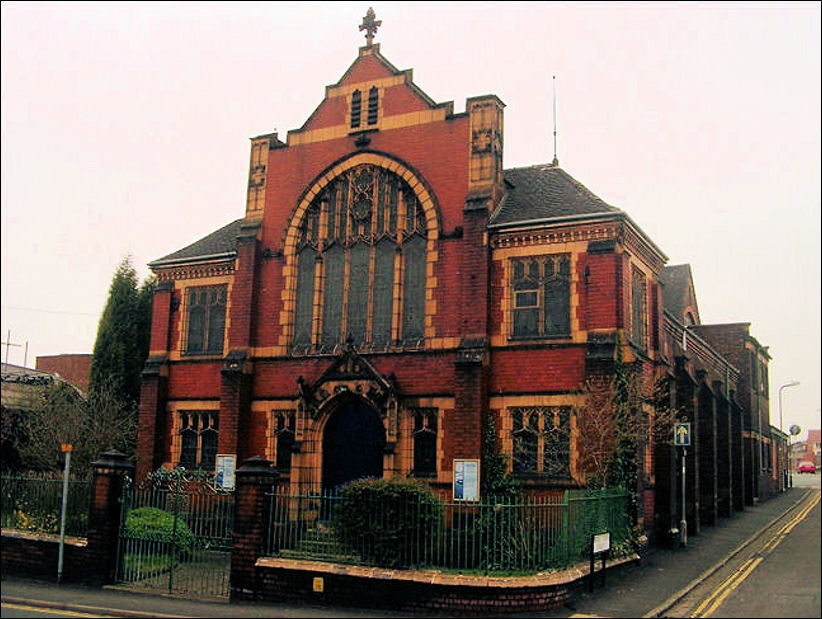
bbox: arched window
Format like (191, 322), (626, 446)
(292, 164), (428, 353)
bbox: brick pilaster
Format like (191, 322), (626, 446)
(697, 375), (717, 527)
(136, 357), (168, 481)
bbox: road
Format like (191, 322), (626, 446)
(662, 473), (821, 618)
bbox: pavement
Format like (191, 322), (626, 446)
(0, 486), (814, 618)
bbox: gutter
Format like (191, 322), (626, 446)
(148, 251), (237, 269)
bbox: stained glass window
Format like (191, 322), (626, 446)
(274, 411), (296, 472)
(185, 285), (227, 355)
(412, 409), (438, 476)
(178, 411), (219, 471)
(511, 255), (571, 339)
(510, 407), (571, 478)
(292, 164), (428, 352)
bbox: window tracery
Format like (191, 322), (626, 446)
(292, 164), (427, 353)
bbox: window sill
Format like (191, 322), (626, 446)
(508, 334), (572, 343)
(181, 351), (225, 359)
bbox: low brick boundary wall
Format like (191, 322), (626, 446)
(1, 530), (89, 583)
(243, 555), (638, 614)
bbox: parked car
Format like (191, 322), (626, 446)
(797, 461), (817, 474)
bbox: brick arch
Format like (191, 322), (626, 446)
(282, 151), (441, 255)
(296, 390), (391, 491)
(278, 152), (441, 350)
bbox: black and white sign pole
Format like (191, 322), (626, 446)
(674, 422), (691, 548)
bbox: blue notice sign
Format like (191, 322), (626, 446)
(674, 422), (691, 447)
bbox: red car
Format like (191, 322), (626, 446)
(797, 461), (816, 474)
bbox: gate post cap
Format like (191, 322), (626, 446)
(92, 449), (134, 471)
(236, 456), (279, 478)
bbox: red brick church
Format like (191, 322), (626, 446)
(137, 10), (779, 541)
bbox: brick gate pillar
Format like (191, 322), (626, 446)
(230, 456), (279, 602)
(86, 450), (134, 586)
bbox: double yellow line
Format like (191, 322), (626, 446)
(689, 489), (820, 618)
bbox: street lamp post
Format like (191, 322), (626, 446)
(778, 380), (800, 491)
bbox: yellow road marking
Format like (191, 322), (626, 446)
(690, 489), (820, 618)
(690, 557), (762, 617)
(0, 602), (119, 618)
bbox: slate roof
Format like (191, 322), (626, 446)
(150, 165), (627, 267)
(149, 219), (244, 267)
(659, 264), (696, 320)
(491, 165), (620, 226)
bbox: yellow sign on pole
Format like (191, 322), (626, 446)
(60, 444), (73, 452)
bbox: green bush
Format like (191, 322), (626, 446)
(332, 478), (443, 568)
(124, 506), (195, 558)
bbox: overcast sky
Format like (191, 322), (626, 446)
(2, 2), (819, 437)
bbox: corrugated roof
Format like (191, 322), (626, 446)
(491, 165), (620, 226)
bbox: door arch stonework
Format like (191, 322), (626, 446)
(321, 395), (386, 491)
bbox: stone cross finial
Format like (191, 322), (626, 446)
(359, 7), (381, 47)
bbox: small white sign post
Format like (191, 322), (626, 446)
(589, 531), (611, 591)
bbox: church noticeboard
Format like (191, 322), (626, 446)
(453, 459), (480, 502)
(215, 454), (236, 490)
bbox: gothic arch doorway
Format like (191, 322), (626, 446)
(321, 397), (385, 493)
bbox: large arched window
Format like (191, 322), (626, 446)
(292, 164), (428, 353)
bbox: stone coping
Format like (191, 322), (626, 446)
(256, 553), (638, 588)
(2, 528), (88, 547)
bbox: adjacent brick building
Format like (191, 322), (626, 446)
(136, 17), (777, 542)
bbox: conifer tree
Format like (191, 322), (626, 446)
(89, 256), (155, 406)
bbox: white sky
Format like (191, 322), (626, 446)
(2, 2), (820, 437)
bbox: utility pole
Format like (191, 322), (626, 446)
(2, 330), (22, 372)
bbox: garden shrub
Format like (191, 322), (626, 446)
(332, 478), (443, 569)
(124, 506), (195, 558)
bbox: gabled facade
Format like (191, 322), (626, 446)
(137, 16), (774, 542)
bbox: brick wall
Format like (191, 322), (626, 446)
(0, 532), (89, 583)
(249, 560), (582, 614)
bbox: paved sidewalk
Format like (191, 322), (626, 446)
(1, 488), (811, 618)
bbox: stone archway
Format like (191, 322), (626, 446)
(321, 397), (386, 492)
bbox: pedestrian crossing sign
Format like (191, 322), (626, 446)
(674, 422), (691, 447)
